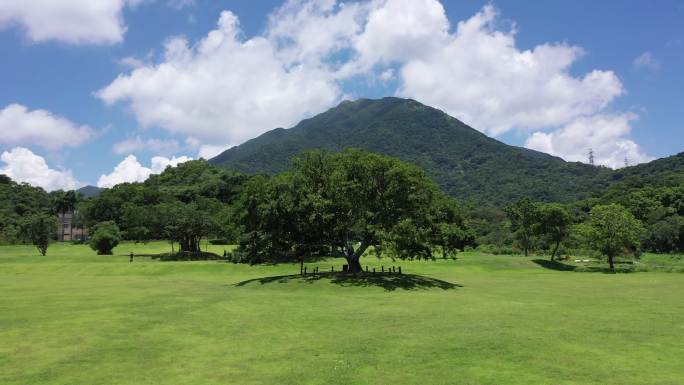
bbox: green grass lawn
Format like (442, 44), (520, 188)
(1, 242), (683, 385)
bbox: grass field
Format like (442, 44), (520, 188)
(1, 242), (683, 385)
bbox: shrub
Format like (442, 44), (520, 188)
(89, 221), (121, 255)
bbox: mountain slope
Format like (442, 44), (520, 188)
(209, 97), (636, 205)
(77, 185), (103, 198)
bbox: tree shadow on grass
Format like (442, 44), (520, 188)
(532, 259), (577, 271)
(532, 259), (635, 274)
(234, 273), (462, 291)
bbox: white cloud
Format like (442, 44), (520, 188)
(386, 5), (624, 135)
(379, 68), (395, 82)
(112, 136), (181, 156)
(97, 155), (192, 188)
(118, 56), (146, 69)
(167, 0), (196, 10)
(633, 51), (660, 71)
(97, 0), (649, 165)
(0, 0), (143, 44)
(0, 104), (92, 150)
(0, 147), (80, 191)
(97, 10), (342, 145)
(344, 0), (450, 75)
(525, 113), (653, 168)
(197, 144), (229, 159)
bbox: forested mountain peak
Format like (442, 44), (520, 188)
(210, 97), (613, 205)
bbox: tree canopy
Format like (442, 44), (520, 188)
(233, 149), (473, 271)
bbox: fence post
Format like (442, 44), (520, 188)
(373, 267), (376, 273)
(381, 266), (384, 273)
(365, 266), (368, 273)
(304, 266), (307, 275)
(398, 266), (402, 275)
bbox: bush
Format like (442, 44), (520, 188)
(89, 221), (121, 255)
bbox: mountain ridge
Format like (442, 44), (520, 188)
(210, 97), (679, 206)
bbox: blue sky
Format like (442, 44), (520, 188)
(0, 0), (682, 190)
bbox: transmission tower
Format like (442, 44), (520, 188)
(588, 148), (595, 166)
(624, 156), (629, 168)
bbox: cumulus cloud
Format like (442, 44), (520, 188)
(0, 104), (92, 150)
(386, 5), (624, 135)
(197, 144), (229, 159)
(97, 155), (192, 188)
(97, 10), (342, 145)
(98, 0), (650, 166)
(0, 147), (80, 191)
(632, 51), (660, 71)
(525, 114), (653, 169)
(0, 0), (143, 44)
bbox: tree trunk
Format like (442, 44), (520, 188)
(300, 256), (304, 275)
(342, 241), (369, 274)
(551, 241), (560, 261)
(608, 255), (615, 270)
(346, 255), (362, 273)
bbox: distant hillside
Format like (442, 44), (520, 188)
(77, 185), (103, 198)
(211, 97), (624, 205)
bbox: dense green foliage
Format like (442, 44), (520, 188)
(585, 204), (646, 270)
(504, 198), (539, 256)
(78, 160), (245, 253)
(18, 213), (59, 256)
(233, 149), (474, 269)
(534, 203), (572, 260)
(89, 221), (122, 255)
(210, 97), (627, 206)
(0, 175), (51, 243)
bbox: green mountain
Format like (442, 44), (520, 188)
(77, 185), (103, 198)
(210, 97), (679, 206)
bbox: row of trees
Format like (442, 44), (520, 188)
(76, 150), (475, 270)
(505, 198), (645, 269)
(3, 148), (680, 270)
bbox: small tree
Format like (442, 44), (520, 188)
(535, 203), (572, 261)
(20, 214), (59, 256)
(89, 221), (122, 255)
(432, 198), (475, 258)
(587, 204), (645, 270)
(505, 198), (539, 256)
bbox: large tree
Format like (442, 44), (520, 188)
(587, 204), (645, 270)
(235, 149), (451, 272)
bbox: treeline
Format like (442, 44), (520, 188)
(0, 175), (80, 247)
(1, 149), (682, 266)
(77, 149), (475, 270)
(467, 185), (684, 258)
